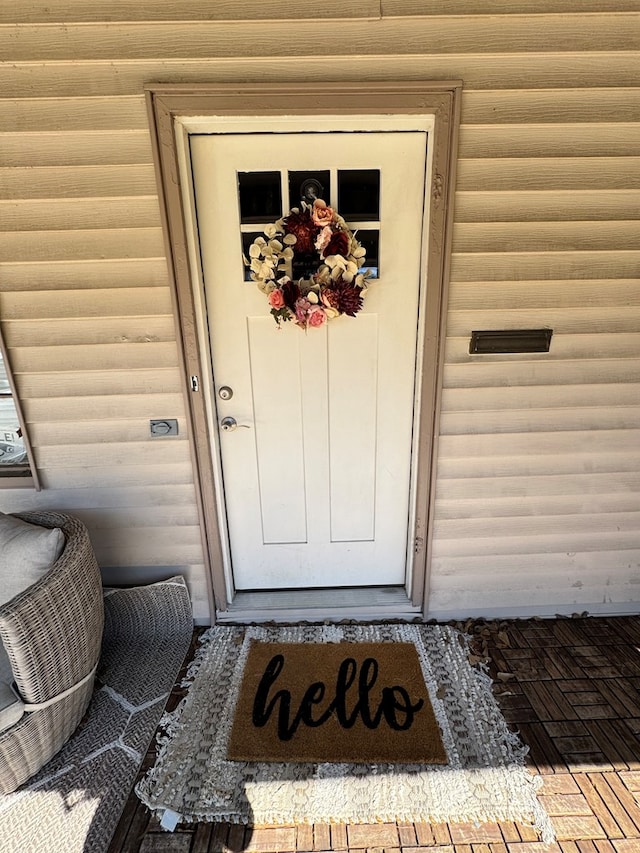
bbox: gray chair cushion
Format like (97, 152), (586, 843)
(0, 513), (64, 607)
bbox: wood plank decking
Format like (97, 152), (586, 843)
(108, 616), (640, 852)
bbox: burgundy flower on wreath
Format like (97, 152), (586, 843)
(322, 281), (364, 317)
(323, 230), (350, 259)
(245, 198), (372, 330)
(284, 208), (317, 254)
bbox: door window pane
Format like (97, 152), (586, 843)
(288, 171), (331, 209)
(354, 230), (379, 279)
(338, 169), (380, 221)
(238, 171), (282, 223)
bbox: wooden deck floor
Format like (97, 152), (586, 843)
(108, 616), (640, 853)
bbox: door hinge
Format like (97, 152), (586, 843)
(414, 536), (424, 554)
(190, 375), (200, 392)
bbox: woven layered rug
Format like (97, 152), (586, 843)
(136, 624), (554, 842)
(0, 578), (193, 853)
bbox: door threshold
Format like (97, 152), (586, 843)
(215, 586), (422, 624)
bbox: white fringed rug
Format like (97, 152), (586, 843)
(136, 624), (554, 843)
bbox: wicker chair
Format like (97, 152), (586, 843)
(0, 511), (104, 794)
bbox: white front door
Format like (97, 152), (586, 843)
(190, 131), (428, 591)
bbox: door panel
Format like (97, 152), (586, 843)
(190, 132), (427, 590)
(328, 315), (378, 543)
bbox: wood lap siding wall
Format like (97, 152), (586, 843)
(0, 1), (638, 620)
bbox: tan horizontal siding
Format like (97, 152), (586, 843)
(0, 0), (380, 24)
(73, 506), (200, 528)
(437, 450), (640, 478)
(0, 483), (198, 511)
(22, 391), (185, 422)
(457, 157), (640, 190)
(461, 88), (640, 123)
(434, 511), (640, 542)
(441, 383), (640, 411)
(5, 317), (176, 347)
(3, 0), (639, 24)
(432, 528), (640, 558)
(3, 17), (638, 61)
(11, 343), (180, 373)
(435, 492), (640, 519)
(0, 165), (157, 198)
(444, 358), (640, 389)
(17, 368), (182, 398)
(94, 531), (204, 567)
(37, 462), (196, 489)
(458, 123), (640, 158)
(2, 55), (638, 97)
(450, 250), (640, 280)
(0, 198), (161, 231)
(448, 280), (640, 309)
(0, 259), (170, 291)
(0, 8), (638, 621)
(35, 440), (191, 469)
(455, 190), (640, 222)
(447, 308), (640, 334)
(0, 130), (153, 166)
(0, 96), (148, 131)
(0, 228), (165, 261)
(440, 429), (640, 456)
(453, 221), (640, 252)
(385, 1), (640, 14)
(1, 287), (172, 318)
(440, 407), (640, 434)
(437, 472), (640, 501)
(29, 417), (189, 445)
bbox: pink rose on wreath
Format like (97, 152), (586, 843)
(268, 289), (285, 309)
(307, 306), (327, 327)
(311, 199), (334, 228)
(314, 225), (333, 255)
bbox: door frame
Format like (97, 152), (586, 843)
(145, 82), (461, 621)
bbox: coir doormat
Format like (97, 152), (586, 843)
(136, 624), (554, 842)
(227, 641), (447, 765)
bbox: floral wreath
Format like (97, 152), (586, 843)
(245, 199), (372, 330)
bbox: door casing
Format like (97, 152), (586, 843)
(145, 82), (461, 622)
